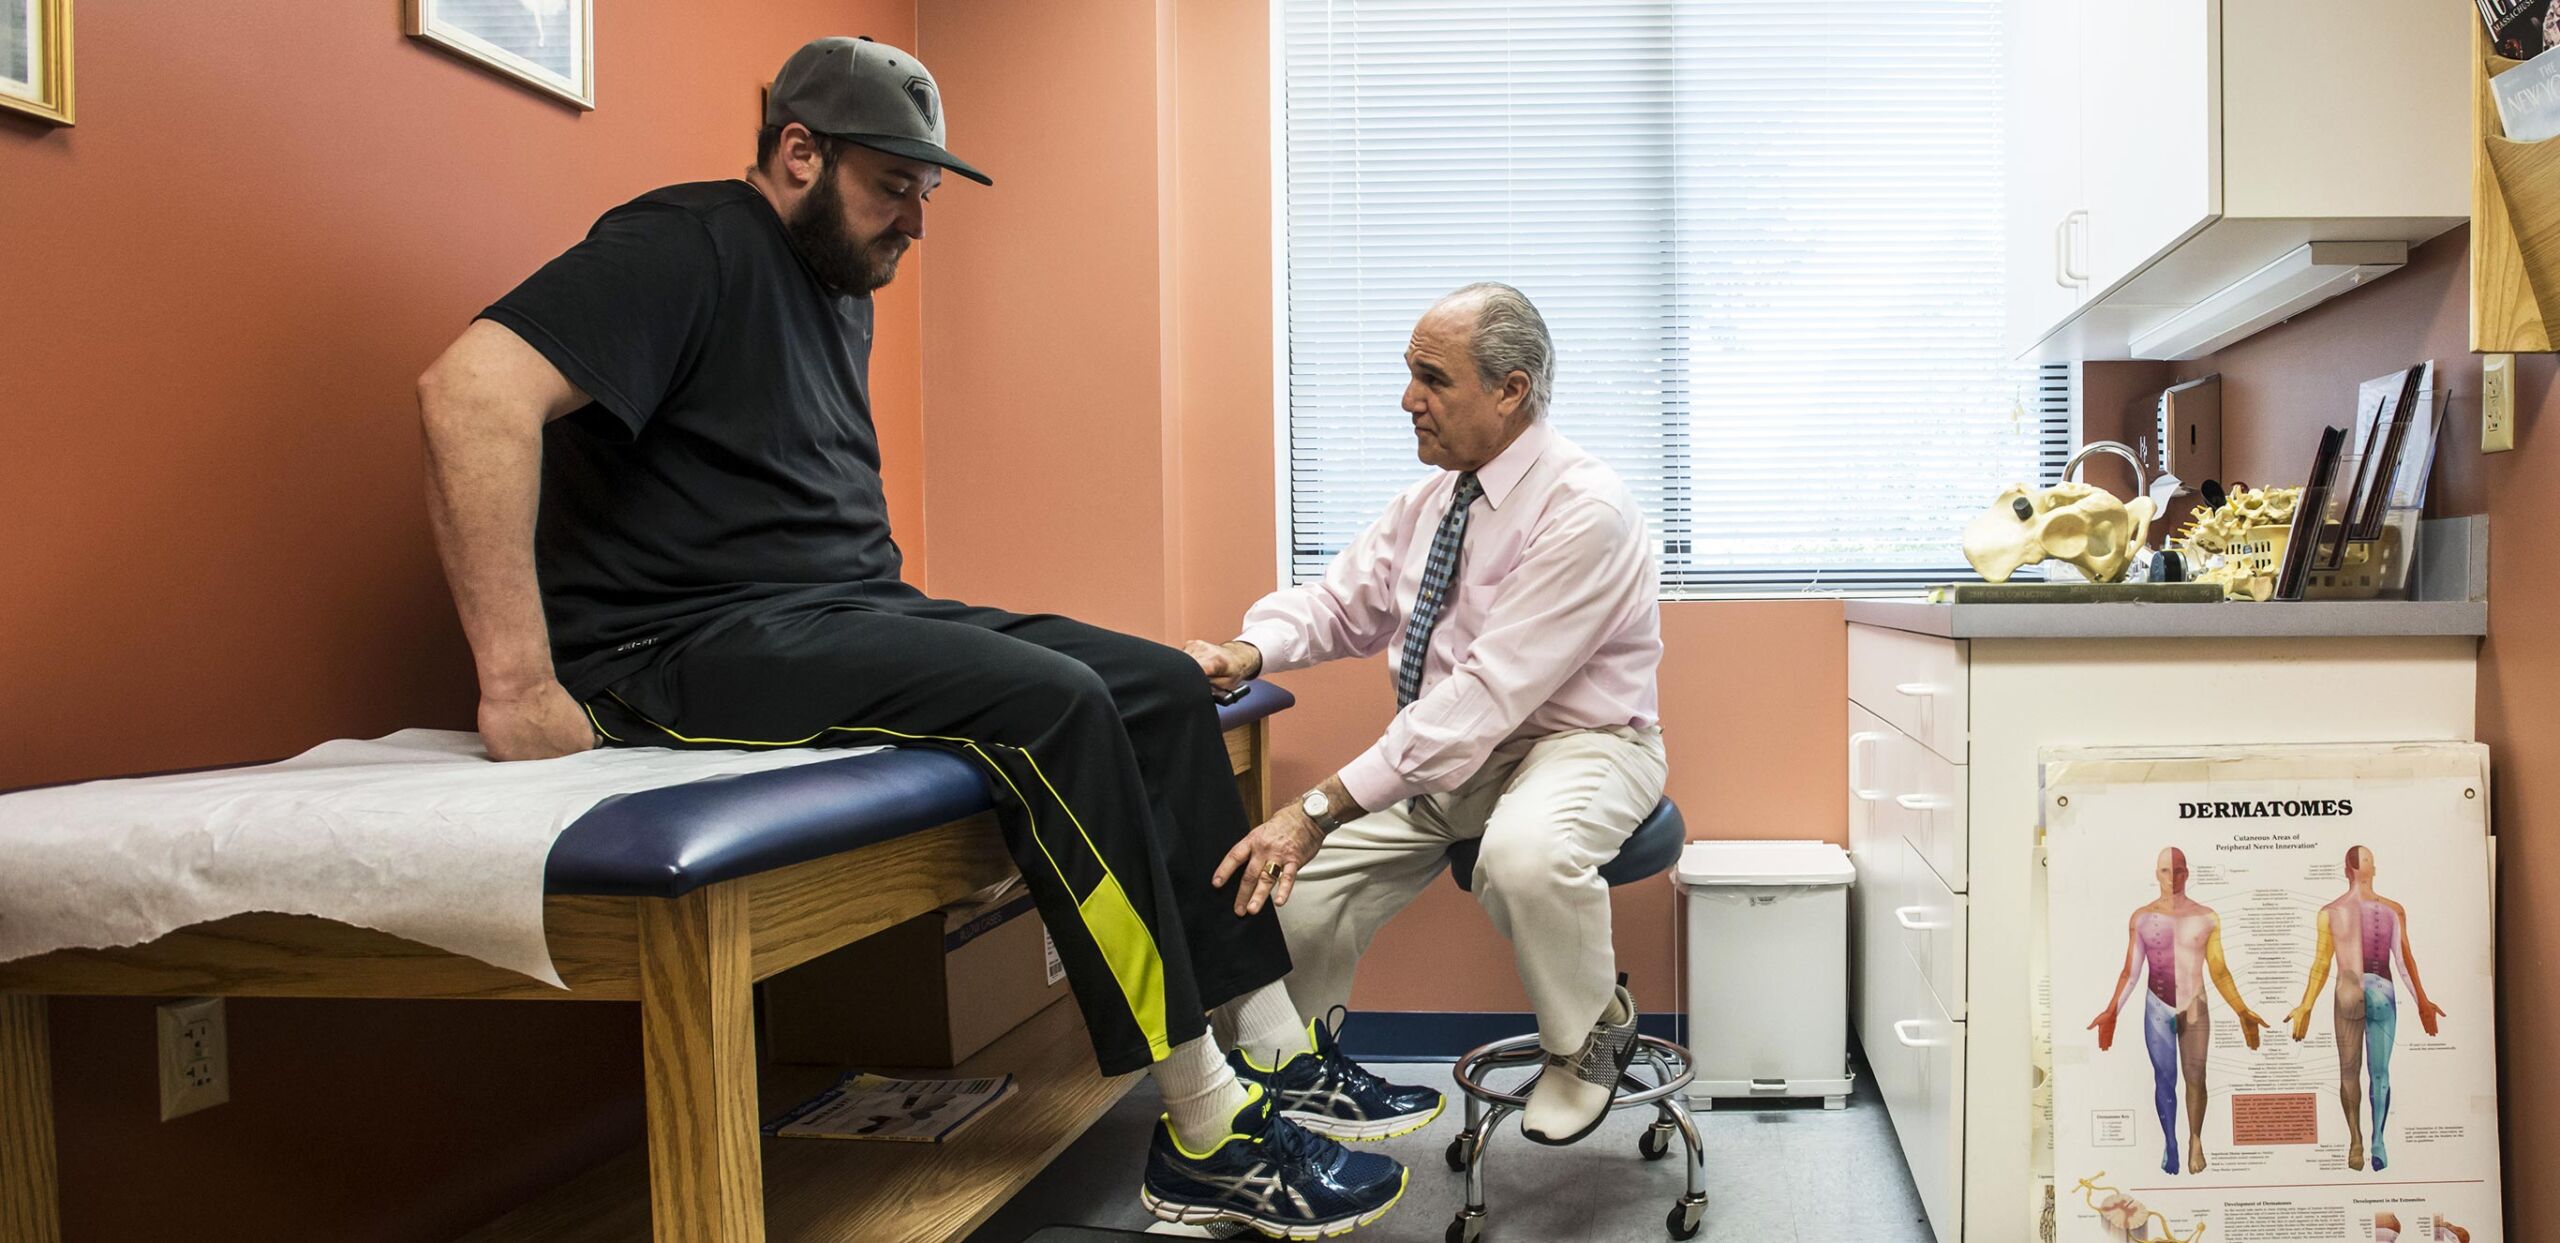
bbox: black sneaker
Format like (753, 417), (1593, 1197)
(1141, 1081), (1410, 1239)
(1229, 1007), (1445, 1142)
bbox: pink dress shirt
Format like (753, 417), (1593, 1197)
(1235, 421), (1662, 811)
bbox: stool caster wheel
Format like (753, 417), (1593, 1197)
(1639, 1124), (1674, 1161)
(1445, 1135), (1471, 1172)
(1666, 1196), (1707, 1240)
(1447, 1210), (1486, 1243)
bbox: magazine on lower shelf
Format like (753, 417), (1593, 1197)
(2477, 0), (2557, 61)
(763, 1072), (1018, 1143)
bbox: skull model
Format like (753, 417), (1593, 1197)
(1962, 481), (2160, 584)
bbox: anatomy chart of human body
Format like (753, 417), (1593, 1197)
(2285, 847), (2449, 1174)
(2087, 848), (2270, 1177)
(2042, 744), (2500, 1243)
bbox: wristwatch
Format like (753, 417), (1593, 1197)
(1299, 788), (1337, 833)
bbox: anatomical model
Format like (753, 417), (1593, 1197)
(2286, 846), (2448, 1172)
(2088, 848), (2270, 1175)
(1964, 481), (2159, 584)
(2170, 485), (2302, 601)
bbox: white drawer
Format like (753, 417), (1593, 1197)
(1847, 702), (1900, 871)
(1848, 624), (1969, 764)
(1890, 836), (1967, 1020)
(1870, 954), (1966, 1243)
(1847, 716), (1901, 1028)
(1890, 729), (1969, 892)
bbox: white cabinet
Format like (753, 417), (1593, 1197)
(2005, 0), (2469, 361)
(2001, 0), (2084, 357)
(1844, 618), (2478, 1242)
(2074, 0), (2217, 297)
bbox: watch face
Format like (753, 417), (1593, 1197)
(1301, 791), (1329, 820)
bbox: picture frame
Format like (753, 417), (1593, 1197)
(406, 0), (593, 111)
(1, 0), (72, 127)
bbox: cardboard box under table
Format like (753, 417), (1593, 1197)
(764, 881), (1069, 1067)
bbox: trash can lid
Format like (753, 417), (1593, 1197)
(1674, 839), (1854, 886)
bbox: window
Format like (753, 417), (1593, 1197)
(1279, 0), (2067, 596)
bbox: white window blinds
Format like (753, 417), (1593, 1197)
(1279, 0), (2065, 595)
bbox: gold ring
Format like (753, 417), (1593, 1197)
(1264, 861), (1284, 881)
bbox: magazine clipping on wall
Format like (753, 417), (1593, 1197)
(2040, 743), (2499, 1243)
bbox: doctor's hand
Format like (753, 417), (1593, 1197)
(1183, 639), (1263, 690)
(1213, 804), (1323, 917)
(479, 680), (597, 762)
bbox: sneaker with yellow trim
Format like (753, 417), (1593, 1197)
(1140, 1082), (1409, 1239)
(1229, 1008), (1445, 1142)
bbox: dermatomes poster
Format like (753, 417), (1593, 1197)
(2042, 743), (2499, 1243)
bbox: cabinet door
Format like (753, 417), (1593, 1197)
(2078, 0), (2220, 295)
(2002, 0), (2086, 357)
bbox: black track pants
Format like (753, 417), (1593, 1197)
(586, 584), (1293, 1074)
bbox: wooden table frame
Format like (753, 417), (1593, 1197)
(0, 721), (1272, 1243)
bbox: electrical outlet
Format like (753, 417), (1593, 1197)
(156, 997), (229, 1120)
(2484, 354), (2517, 453)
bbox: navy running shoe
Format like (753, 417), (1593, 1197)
(1229, 1007), (1445, 1142)
(1142, 1081), (1409, 1239)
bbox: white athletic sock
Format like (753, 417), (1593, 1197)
(1155, 1034), (1253, 1151)
(1216, 982), (1315, 1070)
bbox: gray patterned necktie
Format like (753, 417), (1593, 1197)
(1396, 472), (1483, 706)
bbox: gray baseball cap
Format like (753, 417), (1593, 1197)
(766, 36), (991, 186)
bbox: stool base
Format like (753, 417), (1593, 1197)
(1443, 1033), (1710, 1241)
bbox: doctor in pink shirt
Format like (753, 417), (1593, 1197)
(1188, 282), (1666, 1145)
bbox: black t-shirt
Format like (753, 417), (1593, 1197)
(479, 180), (903, 700)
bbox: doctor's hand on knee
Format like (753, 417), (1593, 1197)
(1182, 639), (1263, 691)
(1213, 803), (1322, 917)
(478, 680), (598, 762)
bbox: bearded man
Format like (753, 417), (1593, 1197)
(415, 36), (1413, 1238)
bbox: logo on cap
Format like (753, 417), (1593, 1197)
(902, 76), (938, 129)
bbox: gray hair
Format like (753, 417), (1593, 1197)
(1438, 282), (1555, 419)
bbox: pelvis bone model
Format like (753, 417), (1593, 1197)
(1963, 443), (2160, 584)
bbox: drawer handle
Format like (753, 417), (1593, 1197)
(1849, 731), (1887, 801)
(1894, 794), (1948, 813)
(1895, 905), (1950, 931)
(1892, 1019), (1945, 1049)
(1893, 682), (1944, 699)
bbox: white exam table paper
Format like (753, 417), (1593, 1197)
(0, 729), (881, 986)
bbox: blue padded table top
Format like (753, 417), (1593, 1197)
(543, 679), (1297, 899)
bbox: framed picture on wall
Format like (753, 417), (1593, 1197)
(406, 0), (593, 111)
(1, 0), (72, 126)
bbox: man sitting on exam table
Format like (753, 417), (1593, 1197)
(415, 35), (1421, 1239)
(1187, 284), (1668, 1147)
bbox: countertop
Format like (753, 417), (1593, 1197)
(1846, 516), (2491, 640)
(1841, 597), (2488, 640)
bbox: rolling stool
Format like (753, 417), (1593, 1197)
(1439, 797), (1707, 1243)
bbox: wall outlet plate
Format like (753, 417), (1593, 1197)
(156, 996), (229, 1121)
(2483, 354), (2517, 453)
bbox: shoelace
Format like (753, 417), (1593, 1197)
(1256, 1108), (1343, 1173)
(1311, 1006), (1394, 1100)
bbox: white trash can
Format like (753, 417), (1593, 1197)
(1673, 839), (1855, 1109)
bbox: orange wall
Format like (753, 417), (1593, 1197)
(916, 0), (1177, 638)
(2127, 228), (2557, 1217)
(0, 3), (918, 1237)
(919, 0), (1851, 1018)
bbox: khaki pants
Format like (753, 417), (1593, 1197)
(1278, 725), (1669, 1055)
